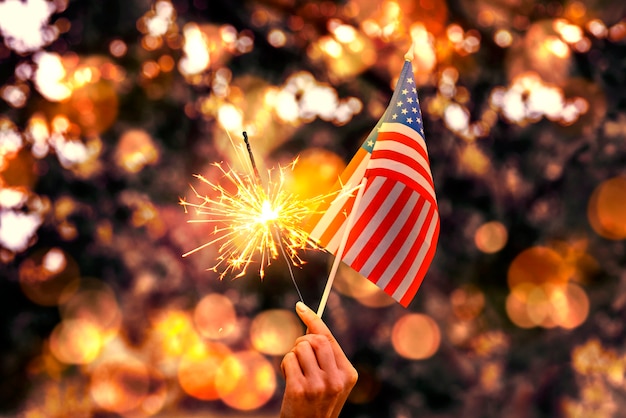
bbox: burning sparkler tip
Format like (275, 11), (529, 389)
(180, 143), (342, 284)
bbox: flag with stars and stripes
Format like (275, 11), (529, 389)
(306, 59), (439, 307)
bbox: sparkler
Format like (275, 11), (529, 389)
(180, 132), (344, 297)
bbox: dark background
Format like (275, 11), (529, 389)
(1, 0), (626, 417)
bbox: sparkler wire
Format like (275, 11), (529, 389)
(242, 132), (304, 303)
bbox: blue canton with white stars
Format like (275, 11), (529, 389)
(384, 61), (424, 138)
(361, 61), (425, 154)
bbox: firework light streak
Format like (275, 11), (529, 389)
(179, 134), (348, 287)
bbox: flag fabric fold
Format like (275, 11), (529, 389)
(306, 59), (439, 307)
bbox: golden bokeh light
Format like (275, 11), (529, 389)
(310, 20), (376, 81)
(458, 144), (490, 175)
(178, 22), (242, 77)
(32, 52), (72, 102)
(204, 75), (296, 165)
(177, 341), (231, 400)
(115, 129), (160, 174)
(262, 71), (363, 128)
(89, 358), (150, 414)
(49, 318), (104, 365)
(506, 282), (589, 329)
(158, 54), (175, 72)
(0, 117), (23, 168)
(525, 283), (558, 328)
(193, 293), (237, 340)
(474, 221), (508, 253)
(150, 309), (202, 357)
(450, 284), (485, 321)
(267, 28), (287, 47)
(356, 0), (448, 39)
(392, 313), (441, 360)
(587, 176), (626, 240)
(34, 54), (122, 136)
(551, 282), (589, 330)
(494, 29), (514, 47)
(109, 39), (127, 57)
(1, 0), (625, 415)
(58, 278), (122, 338)
(58, 73), (119, 136)
(249, 309), (303, 355)
(0, 187), (46, 255)
(0, 0), (60, 54)
(571, 339), (623, 381)
(141, 60), (161, 79)
(559, 77), (606, 134)
(518, 20), (572, 85)
(507, 246), (571, 289)
(1, 147), (37, 189)
(287, 148), (346, 201)
(505, 283), (537, 329)
(215, 350), (276, 411)
(18, 247), (80, 306)
(480, 362), (503, 392)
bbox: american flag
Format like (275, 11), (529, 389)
(306, 59), (439, 307)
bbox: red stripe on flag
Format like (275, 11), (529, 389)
(343, 178), (395, 257)
(366, 194), (428, 285)
(348, 181), (414, 271)
(384, 205), (436, 295)
(398, 218), (440, 307)
(377, 131), (430, 164)
(370, 149), (434, 189)
(367, 165), (437, 208)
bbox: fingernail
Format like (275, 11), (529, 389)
(296, 301), (308, 313)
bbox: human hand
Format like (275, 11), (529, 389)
(279, 301), (358, 418)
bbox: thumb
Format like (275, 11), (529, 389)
(295, 301), (332, 337)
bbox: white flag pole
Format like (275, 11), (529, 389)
(316, 177), (368, 317)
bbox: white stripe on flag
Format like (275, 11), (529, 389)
(379, 122), (426, 148)
(375, 197), (432, 289)
(367, 158), (437, 203)
(327, 176), (382, 253)
(342, 180), (406, 265)
(373, 140), (433, 183)
(391, 210), (439, 301)
(349, 187), (420, 277)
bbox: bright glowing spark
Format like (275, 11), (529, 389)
(180, 157), (344, 280)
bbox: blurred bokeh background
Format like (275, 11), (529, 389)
(1, 0), (626, 417)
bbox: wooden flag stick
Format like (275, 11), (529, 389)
(317, 177), (368, 317)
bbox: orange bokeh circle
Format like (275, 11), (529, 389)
(588, 176), (626, 240)
(392, 313), (441, 360)
(215, 350), (276, 411)
(178, 341), (232, 401)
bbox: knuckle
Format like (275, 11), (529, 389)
(327, 380), (344, 394)
(307, 381), (326, 397)
(287, 384), (306, 398)
(346, 367), (359, 386)
(296, 334), (331, 349)
(293, 336), (309, 347)
(281, 352), (294, 366)
(294, 340), (311, 354)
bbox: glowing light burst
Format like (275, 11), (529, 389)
(180, 157), (338, 280)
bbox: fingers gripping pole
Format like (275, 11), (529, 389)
(316, 177), (367, 317)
